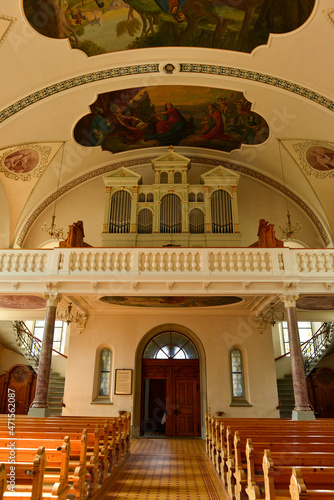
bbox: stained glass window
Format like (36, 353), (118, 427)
(231, 349), (244, 398)
(143, 332), (198, 359)
(99, 348), (111, 396)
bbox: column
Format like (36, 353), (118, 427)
(204, 185), (211, 233)
(130, 186), (138, 233)
(281, 294), (315, 420)
(29, 293), (60, 417)
(102, 186), (111, 233)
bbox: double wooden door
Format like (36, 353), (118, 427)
(141, 359), (201, 437)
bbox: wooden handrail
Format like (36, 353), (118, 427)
(275, 322), (333, 361)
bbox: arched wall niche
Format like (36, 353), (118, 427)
(133, 323), (207, 438)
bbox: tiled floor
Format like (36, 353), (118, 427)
(103, 439), (228, 499)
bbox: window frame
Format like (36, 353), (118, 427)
(229, 347), (252, 407)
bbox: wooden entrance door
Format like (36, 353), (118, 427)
(142, 359), (200, 437)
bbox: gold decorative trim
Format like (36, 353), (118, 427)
(0, 14), (16, 47)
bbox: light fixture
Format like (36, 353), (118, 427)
(255, 302), (284, 334)
(57, 302), (87, 333)
(277, 139), (302, 241)
(42, 143), (65, 240)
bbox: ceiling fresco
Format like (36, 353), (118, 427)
(74, 86), (269, 153)
(23, 0), (315, 55)
(0, 295), (46, 309)
(99, 296), (243, 307)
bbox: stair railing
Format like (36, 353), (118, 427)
(13, 321), (68, 366)
(13, 321), (41, 365)
(302, 322), (334, 375)
(275, 322), (334, 374)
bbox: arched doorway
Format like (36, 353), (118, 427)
(141, 330), (201, 437)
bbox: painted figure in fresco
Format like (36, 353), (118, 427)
(199, 104), (233, 141)
(243, 114), (261, 144)
(146, 103), (186, 145)
(4, 150), (38, 174)
(114, 111), (148, 143)
(89, 107), (112, 146)
(307, 147), (334, 171)
(155, 0), (187, 21)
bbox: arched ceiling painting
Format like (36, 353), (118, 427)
(23, 0), (315, 55)
(74, 86), (269, 153)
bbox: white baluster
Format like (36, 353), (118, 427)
(245, 252), (251, 271)
(168, 253), (173, 271)
(78, 252), (85, 271)
(0, 254), (4, 272)
(184, 252), (189, 271)
(98, 253), (104, 271)
(152, 253), (158, 271)
(114, 253), (120, 271)
(317, 254), (324, 272)
(260, 253), (267, 271)
(308, 253), (315, 272)
(122, 253), (128, 271)
(324, 254), (332, 272)
(37, 254), (44, 272)
(28, 254), (34, 272)
(13, 254), (19, 272)
(191, 253), (197, 271)
(236, 253), (243, 271)
(176, 253), (181, 270)
(107, 253), (112, 271)
(222, 252), (228, 271)
(21, 254), (27, 272)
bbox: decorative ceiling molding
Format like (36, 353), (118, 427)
(16, 155), (330, 247)
(0, 14), (16, 47)
(179, 64), (334, 112)
(1, 63), (334, 126)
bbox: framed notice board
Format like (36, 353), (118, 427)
(115, 369), (133, 395)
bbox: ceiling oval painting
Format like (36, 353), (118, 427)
(99, 296), (243, 307)
(23, 1), (315, 56)
(74, 85), (269, 153)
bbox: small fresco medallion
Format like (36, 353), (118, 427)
(99, 296), (243, 307)
(0, 142), (63, 181)
(74, 85), (269, 154)
(0, 295), (46, 309)
(3, 148), (39, 174)
(305, 146), (334, 172)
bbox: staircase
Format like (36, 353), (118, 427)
(276, 322), (334, 418)
(48, 372), (66, 416)
(277, 374), (295, 418)
(13, 321), (66, 416)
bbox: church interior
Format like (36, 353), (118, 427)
(0, 0), (334, 498)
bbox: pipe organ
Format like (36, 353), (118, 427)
(102, 147), (240, 247)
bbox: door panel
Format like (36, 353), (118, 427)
(175, 379), (199, 437)
(142, 359), (201, 437)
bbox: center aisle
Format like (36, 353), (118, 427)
(102, 438), (228, 500)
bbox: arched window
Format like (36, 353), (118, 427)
(189, 208), (204, 234)
(138, 193), (146, 202)
(188, 192), (195, 202)
(160, 194), (181, 233)
(99, 348), (112, 396)
(138, 209), (153, 234)
(174, 172), (182, 184)
(160, 172), (168, 184)
(143, 331), (198, 359)
(109, 190), (131, 233)
(197, 192), (204, 202)
(231, 349), (244, 398)
(211, 189), (233, 233)
(147, 193), (154, 202)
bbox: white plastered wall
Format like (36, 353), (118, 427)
(62, 310), (280, 425)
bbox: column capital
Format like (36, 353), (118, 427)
(280, 293), (299, 308)
(44, 293), (61, 308)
